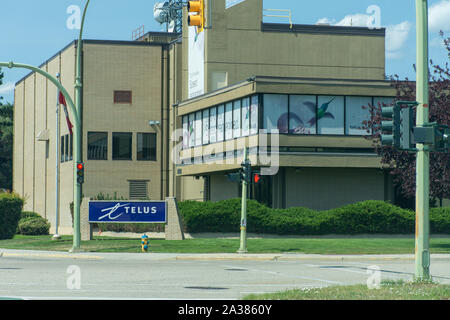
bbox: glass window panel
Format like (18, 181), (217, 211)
(225, 102), (233, 140)
(137, 133), (156, 161)
(250, 95), (259, 135)
(60, 136), (65, 163)
(188, 113), (195, 148)
(289, 95), (317, 134)
(182, 116), (189, 150)
(195, 111), (202, 146)
(242, 97), (250, 137)
(346, 96), (372, 135)
(233, 100), (241, 138)
(202, 109), (209, 145)
(210, 107), (217, 143)
(113, 132), (132, 160)
(217, 104), (225, 142)
(263, 94), (288, 133)
(88, 132), (108, 160)
(317, 96), (344, 135)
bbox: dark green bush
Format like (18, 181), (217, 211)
(178, 199), (449, 235)
(0, 193), (24, 239)
(17, 217), (50, 235)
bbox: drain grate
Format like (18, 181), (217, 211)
(184, 286), (229, 290)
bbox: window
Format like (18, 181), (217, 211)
(182, 116), (189, 150)
(114, 90), (132, 104)
(137, 133), (157, 161)
(289, 95), (317, 134)
(113, 132), (132, 160)
(88, 132), (108, 160)
(241, 97), (250, 137)
(217, 104), (225, 142)
(195, 111), (202, 147)
(250, 95), (259, 135)
(60, 136), (65, 163)
(129, 180), (149, 200)
(317, 96), (344, 135)
(345, 96), (372, 135)
(64, 135), (69, 162)
(233, 100), (241, 138)
(225, 102), (233, 140)
(209, 107), (217, 143)
(202, 109), (210, 145)
(69, 134), (73, 161)
(263, 94), (288, 133)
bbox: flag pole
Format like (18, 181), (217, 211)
(52, 73), (61, 241)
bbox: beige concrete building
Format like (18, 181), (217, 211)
(14, 0), (402, 234)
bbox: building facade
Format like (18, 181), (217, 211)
(14, 0), (400, 234)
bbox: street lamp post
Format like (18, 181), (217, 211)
(0, 62), (81, 251)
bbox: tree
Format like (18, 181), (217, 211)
(363, 32), (449, 208)
(0, 67), (14, 191)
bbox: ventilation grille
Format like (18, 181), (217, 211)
(129, 180), (149, 200)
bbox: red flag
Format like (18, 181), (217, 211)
(58, 91), (73, 135)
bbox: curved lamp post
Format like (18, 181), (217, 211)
(0, 61), (82, 252)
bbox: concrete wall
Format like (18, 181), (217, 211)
(209, 173), (239, 202)
(284, 167), (385, 210)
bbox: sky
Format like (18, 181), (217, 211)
(0, 0), (449, 104)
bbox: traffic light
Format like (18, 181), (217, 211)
(380, 105), (400, 148)
(76, 162), (84, 184)
(252, 172), (262, 184)
(241, 160), (251, 184)
(187, 0), (205, 32)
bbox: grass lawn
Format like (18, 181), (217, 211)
(243, 280), (450, 300)
(0, 235), (450, 254)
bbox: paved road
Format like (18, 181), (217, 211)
(1, 249), (449, 300)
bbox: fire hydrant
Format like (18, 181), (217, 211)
(141, 234), (149, 252)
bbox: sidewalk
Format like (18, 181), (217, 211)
(2, 248), (450, 262)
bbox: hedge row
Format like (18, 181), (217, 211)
(178, 199), (450, 235)
(0, 193), (24, 239)
(16, 211), (50, 236)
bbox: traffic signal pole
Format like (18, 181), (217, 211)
(415, 0), (430, 280)
(238, 148), (249, 253)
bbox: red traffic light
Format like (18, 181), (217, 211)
(77, 163), (84, 170)
(253, 173), (261, 184)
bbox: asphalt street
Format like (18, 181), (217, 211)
(1, 249), (449, 300)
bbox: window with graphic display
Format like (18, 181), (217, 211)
(250, 95), (259, 135)
(225, 102), (233, 140)
(202, 109), (209, 145)
(317, 96), (344, 135)
(217, 104), (225, 142)
(195, 111), (202, 146)
(346, 96), (372, 135)
(263, 94), (288, 133)
(242, 97), (250, 137)
(233, 100), (241, 138)
(209, 107), (217, 143)
(289, 95), (317, 134)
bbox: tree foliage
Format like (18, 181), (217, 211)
(363, 32), (449, 206)
(0, 67), (14, 191)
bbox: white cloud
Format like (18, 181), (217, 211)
(429, 0), (450, 32)
(386, 21), (412, 54)
(0, 82), (15, 96)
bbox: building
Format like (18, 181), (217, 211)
(13, 0), (398, 234)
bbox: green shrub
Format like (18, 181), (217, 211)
(0, 193), (24, 239)
(17, 217), (50, 235)
(430, 207), (450, 233)
(177, 199), (446, 235)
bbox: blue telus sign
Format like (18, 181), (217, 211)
(89, 201), (167, 223)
